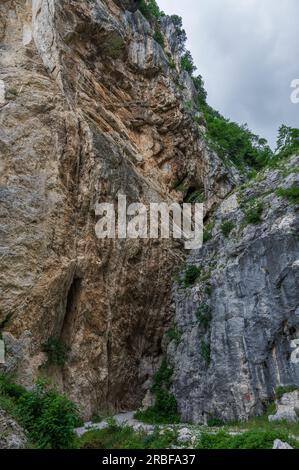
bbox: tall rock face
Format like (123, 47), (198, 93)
(169, 156), (299, 423)
(0, 1), (235, 417)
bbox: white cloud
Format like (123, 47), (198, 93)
(158, 0), (299, 148)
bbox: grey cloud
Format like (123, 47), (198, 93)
(158, 0), (299, 148)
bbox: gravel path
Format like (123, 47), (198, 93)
(75, 411), (155, 437)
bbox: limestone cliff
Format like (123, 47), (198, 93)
(0, 0), (235, 418)
(169, 156), (299, 423)
(1, 0), (297, 426)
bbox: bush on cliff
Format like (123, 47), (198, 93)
(135, 359), (179, 424)
(0, 374), (80, 448)
(139, 0), (163, 20)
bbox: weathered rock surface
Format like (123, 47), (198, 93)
(0, 408), (27, 449)
(269, 390), (299, 423)
(0, 1), (235, 418)
(273, 439), (293, 450)
(169, 157), (299, 423)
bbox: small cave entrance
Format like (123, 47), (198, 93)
(183, 185), (205, 204)
(60, 276), (82, 344)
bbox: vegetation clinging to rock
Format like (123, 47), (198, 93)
(0, 374), (81, 449)
(135, 359), (179, 424)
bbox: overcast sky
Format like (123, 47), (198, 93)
(158, 0), (299, 148)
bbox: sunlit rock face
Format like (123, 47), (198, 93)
(0, 1), (235, 418)
(169, 156), (299, 423)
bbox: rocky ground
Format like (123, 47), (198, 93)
(0, 408), (27, 449)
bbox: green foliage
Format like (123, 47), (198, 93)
(102, 36), (124, 59)
(0, 374), (80, 449)
(192, 68), (274, 172)
(196, 304), (211, 329)
(6, 87), (18, 100)
(207, 417), (225, 427)
(180, 51), (197, 74)
(91, 414), (103, 424)
(275, 125), (299, 159)
(275, 385), (298, 400)
(153, 29), (165, 48)
(185, 189), (204, 203)
(200, 340), (211, 365)
(166, 53), (176, 69)
(193, 75), (208, 107)
(139, 0), (163, 20)
(78, 424), (178, 449)
(166, 326), (181, 345)
(276, 185), (299, 205)
(204, 112), (273, 171)
(205, 284), (212, 296)
(197, 429), (299, 449)
(203, 222), (214, 243)
(220, 221), (235, 237)
(170, 15), (187, 50)
(135, 359), (179, 424)
(181, 265), (201, 288)
(0, 373), (27, 400)
(244, 202), (264, 225)
(42, 336), (70, 366)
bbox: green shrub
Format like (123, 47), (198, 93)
(207, 417), (225, 427)
(102, 36), (124, 59)
(153, 29), (165, 48)
(139, 0), (162, 20)
(196, 304), (211, 329)
(79, 424), (178, 449)
(220, 221), (235, 237)
(203, 221), (214, 243)
(185, 190), (204, 203)
(0, 374), (80, 449)
(181, 265), (201, 288)
(193, 70), (274, 172)
(18, 382), (80, 449)
(135, 359), (179, 424)
(180, 51), (197, 74)
(6, 87), (18, 100)
(91, 414), (103, 424)
(170, 15), (187, 46)
(275, 385), (298, 400)
(42, 337), (70, 366)
(197, 429), (299, 449)
(275, 124), (299, 160)
(0, 374), (27, 400)
(166, 326), (181, 345)
(205, 285), (212, 296)
(276, 185), (299, 205)
(167, 56), (176, 69)
(200, 340), (211, 365)
(244, 202), (264, 225)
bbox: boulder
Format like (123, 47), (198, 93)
(273, 439), (293, 450)
(0, 408), (27, 449)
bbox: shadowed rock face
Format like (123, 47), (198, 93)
(0, 1), (235, 418)
(168, 157), (299, 423)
